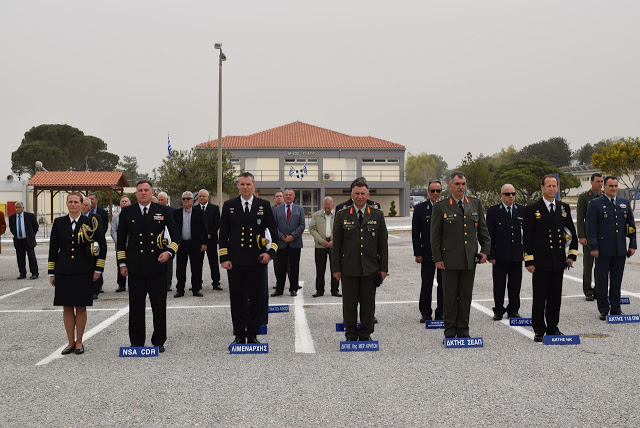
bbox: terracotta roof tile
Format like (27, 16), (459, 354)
(28, 171), (129, 188)
(197, 121), (404, 149)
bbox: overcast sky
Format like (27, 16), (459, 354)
(2, 0), (639, 178)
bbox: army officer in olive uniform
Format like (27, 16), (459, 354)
(576, 173), (603, 300)
(431, 171), (491, 340)
(332, 179), (388, 342)
(523, 174), (578, 342)
(586, 176), (636, 320)
(118, 181), (180, 352)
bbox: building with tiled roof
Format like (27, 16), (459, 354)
(197, 121), (410, 216)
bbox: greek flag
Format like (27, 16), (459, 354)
(288, 166), (295, 177)
(302, 164), (308, 174)
(167, 134), (172, 158)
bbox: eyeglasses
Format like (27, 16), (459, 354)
(502, 192), (516, 196)
(182, 197), (193, 201)
(429, 189), (442, 193)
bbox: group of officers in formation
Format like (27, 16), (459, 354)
(6, 167), (635, 354)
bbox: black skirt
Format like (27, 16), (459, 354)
(53, 273), (94, 307)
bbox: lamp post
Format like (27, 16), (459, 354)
(215, 42), (226, 207)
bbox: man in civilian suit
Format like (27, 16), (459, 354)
(486, 184), (524, 320)
(157, 192), (176, 291)
(9, 202), (39, 279)
(88, 192), (109, 293)
(111, 196), (131, 292)
(586, 176), (637, 320)
(412, 180), (443, 323)
(197, 189), (222, 291)
(271, 189), (306, 297)
(173, 191), (208, 297)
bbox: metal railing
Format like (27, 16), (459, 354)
(247, 170), (408, 182)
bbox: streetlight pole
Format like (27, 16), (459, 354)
(215, 42), (226, 207)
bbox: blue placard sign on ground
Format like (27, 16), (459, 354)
(339, 341), (379, 352)
(509, 318), (533, 326)
(543, 335), (580, 345)
(335, 322), (361, 332)
(607, 314), (640, 324)
(268, 305), (289, 313)
(230, 343), (269, 354)
(608, 297), (631, 304)
(425, 320), (445, 329)
(258, 325), (268, 335)
(445, 337), (483, 348)
(119, 346), (159, 357)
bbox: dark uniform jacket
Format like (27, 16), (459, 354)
(92, 207), (109, 236)
(523, 199), (578, 271)
(9, 211), (39, 249)
(332, 204), (389, 277)
(486, 203), (524, 262)
(218, 196), (278, 267)
(117, 203), (180, 275)
(576, 189), (600, 239)
(173, 207), (208, 250)
(586, 195), (637, 257)
(198, 203), (220, 244)
(412, 200), (435, 259)
(430, 196), (491, 270)
(48, 215), (107, 275)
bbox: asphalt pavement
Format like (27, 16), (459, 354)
(1, 231), (638, 427)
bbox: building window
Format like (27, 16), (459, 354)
(229, 158), (240, 164)
(362, 159), (399, 164)
(284, 158), (318, 164)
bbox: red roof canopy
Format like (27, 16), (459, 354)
(28, 171), (129, 189)
(197, 121), (404, 150)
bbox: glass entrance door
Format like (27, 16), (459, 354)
(295, 189), (319, 217)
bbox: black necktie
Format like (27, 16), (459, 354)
(358, 210), (363, 226)
(71, 220), (76, 231)
(507, 206), (511, 218)
(143, 207), (148, 216)
(244, 202), (250, 215)
(549, 203), (555, 215)
(611, 198), (615, 207)
(458, 200), (464, 214)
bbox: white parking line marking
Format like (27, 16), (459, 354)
(36, 306), (129, 366)
(564, 273), (640, 299)
(294, 281), (315, 354)
(0, 287), (31, 300)
(470, 301), (535, 339)
(389, 234), (402, 240)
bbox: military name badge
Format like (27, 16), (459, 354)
(620, 203), (627, 209)
(153, 214), (164, 221)
(257, 219), (262, 225)
(561, 209), (567, 217)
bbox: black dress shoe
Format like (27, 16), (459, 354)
(74, 345), (85, 355)
(270, 292), (283, 297)
(92, 293), (99, 300)
(30, 274), (39, 280)
(599, 313), (607, 320)
(586, 295), (595, 301)
(61, 346), (75, 355)
(97, 288), (104, 293)
(312, 292), (324, 297)
(158, 345), (165, 353)
(374, 317), (378, 324)
(232, 336), (246, 344)
(534, 332), (544, 342)
(247, 336), (260, 344)
(212, 285), (223, 291)
(17, 275), (26, 280)
(508, 313), (521, 318)
(493, 314), (503, 321)
(548, 330), (564, 336)
(297, 285), (303, 290)
(611, 311), (623, 315)
(359, 336), (372, 341)
(193, 291), (204, 297)
(331, 292), (342, 297)
(290, 291), (297, 297)
(115, 287), (126, 292)
(420, 318), (426, 323)
(174, 292), (184, 298)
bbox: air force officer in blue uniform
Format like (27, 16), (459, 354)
(586, 176), (637, 320)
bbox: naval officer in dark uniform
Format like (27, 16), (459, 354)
(586, 176), (636, 320)
(219, 172), (278, 348)
(523, 174), (578, 342)
(431, 172), (491, 340)
(332, 179), (388, 342)
(486, 184), (524, 320)
(411, 180), (443, 322)
(117, 181), (180, 352)
(576, 173), (603, 301)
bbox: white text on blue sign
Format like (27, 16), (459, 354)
(426, 320), (445, 329)
(445, 337), (483, 348)
(607, 314), (640, 324)
(339, 341), (380, 352)
(268, 305), (289, 313)
(119, 346), (159, 357)
(509, 318), (533, 326)
(543, 335), (580, 345)
(230, 343), (269, 354)
(335, 322), (361, 332)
